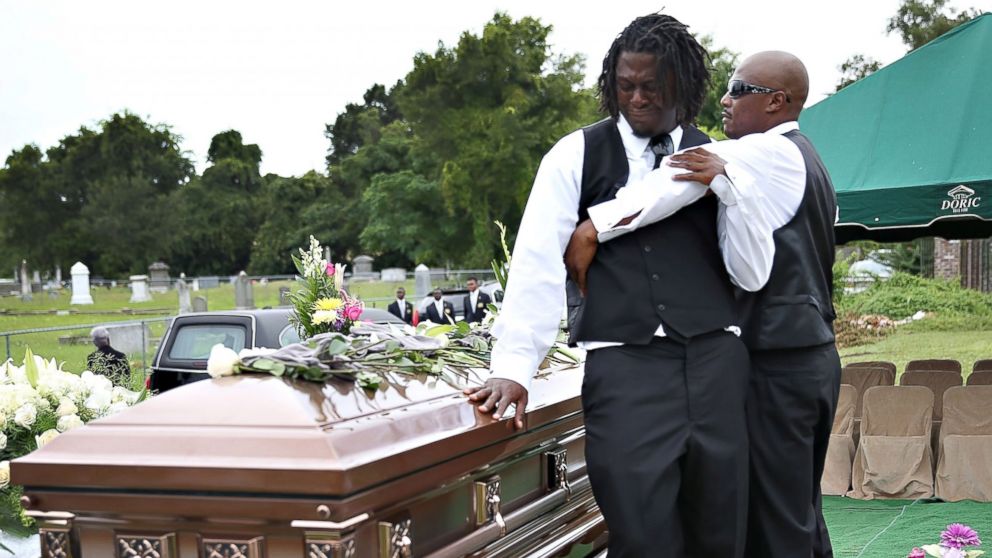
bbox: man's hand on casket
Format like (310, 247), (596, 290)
(565, 219), (599, 296)
(465, 379), (529, 430)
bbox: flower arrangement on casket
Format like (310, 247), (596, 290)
(206, 232), (580, 389)
(0, 349), (145, 536)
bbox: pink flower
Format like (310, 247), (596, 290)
(325, 263), (335, 277)
(344, 304), (362, 321)
(908, 548), (925, 558)
(942, 524), (982, 548)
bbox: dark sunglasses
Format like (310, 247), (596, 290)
(727, 79), (791, 103)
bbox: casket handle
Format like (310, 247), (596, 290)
(474, 476), (506, 537)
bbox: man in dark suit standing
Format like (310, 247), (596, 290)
(466, 14), (749, 557)
(387, 287), (414, 325)
(462, 276), (491, 324)
(424, 288), (455, 324)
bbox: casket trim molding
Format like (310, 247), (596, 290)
(114, 532), (176, 558)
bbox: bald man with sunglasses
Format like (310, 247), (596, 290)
(566, 51), (841, 557)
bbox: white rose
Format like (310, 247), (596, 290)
(35, 428), (60, 449)
(85, 389), (113, 411)
(0, 432), (6, 450)
(56, 398), (78, 417)
(57, 414), (84, 432)
(0, 411), (6, 429)
(0, 461), (9, 488)
(14, 403), (37, 428)
(206, 344), (240, 378)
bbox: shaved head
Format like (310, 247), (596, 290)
(720, 51), (810, 138)
(738, 51), (809, 111)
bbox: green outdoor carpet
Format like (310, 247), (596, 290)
(823, 496), (992, 557)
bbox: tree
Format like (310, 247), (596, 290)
(324, 83), (403, 168)
(248, 172), (332, 274)
(836, 54), (883, 91)
(0, 112), (193, 278)
(397, 12), (596, 265)
(887, 0), (979, 50)
(697, 36), (739, 131)
(170, 130), (264, 275)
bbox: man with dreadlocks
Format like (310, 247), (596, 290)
(466, 13), (750, 557)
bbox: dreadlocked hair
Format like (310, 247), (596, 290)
(597, 13), (710, 125)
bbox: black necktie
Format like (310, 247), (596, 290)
(649, 133), (674, 169)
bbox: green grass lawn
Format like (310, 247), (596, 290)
(824, 496), (992, 556)
(1, 280), (293, 372)
(840, 329), (992, 377)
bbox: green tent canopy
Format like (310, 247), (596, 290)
(800, 13), (992, 243)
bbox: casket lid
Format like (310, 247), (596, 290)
(12, 366), (583, 499)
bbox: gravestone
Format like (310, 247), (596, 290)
(192, 296), (208, 313)
(103, 322), (152, 355)
(351, 255), (377, 281)
(414, 264), (431, 299)
(69, 262), (94, 305)
(148, 262), (171, 294)
(381, 268), (406, 282)
(32, 270), (41, 291)
(55, 266), (62, 285)
(234, 272), (254, 310)
(129, 275), (152, 303)
(176, 278), (192, 314)
(19, 261), (32, 301)
(278, 286), (291, 306)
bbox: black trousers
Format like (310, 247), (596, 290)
(582, 332), (750, 558)
(744, 343), (841, 558)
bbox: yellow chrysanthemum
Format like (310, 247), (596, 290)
(314, 298), (343, 311)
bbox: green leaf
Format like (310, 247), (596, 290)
(425, 324), (455, 337)
(326, 337), (350, 356)
(23, 347), (39, 388)
(356, 371), (380, 390)
(455, 321), (471, 336)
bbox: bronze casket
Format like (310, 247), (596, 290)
(12, 367), (605, 557)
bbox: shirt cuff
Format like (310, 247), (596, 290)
(587, 200), (628, 241)
(488, 352), (535, 394)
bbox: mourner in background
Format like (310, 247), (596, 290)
(86, 326), (132, 387)
(424, 288), (455, 325)
(467, 13), (750, 557)
(462, 276), (491, 324)
(387, 286), (414, 325)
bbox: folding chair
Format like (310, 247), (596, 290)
(935, 386), (992, 501)
(849, 386), (934, 499)
(906, 359), (962, 374)
(822, 384), (857, 496)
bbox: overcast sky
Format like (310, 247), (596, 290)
(1, 0), (988, 176)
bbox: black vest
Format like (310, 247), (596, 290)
(568, 118), (736, 345)
(739, 130), (838, 351)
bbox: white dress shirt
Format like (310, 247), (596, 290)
(396, 299), (406, 319)
(589, 121), (807, 292)
(433, 299), (445, 319)
(489, 117), (725, 392)
(469, 290), (478, 311)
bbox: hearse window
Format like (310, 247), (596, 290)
(169, 325), (247, 359)
(278, 325), (301, 347)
